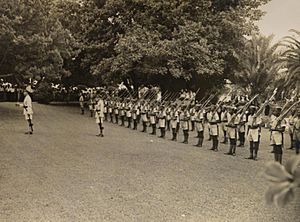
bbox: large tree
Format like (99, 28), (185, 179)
(233, 35), (282, 95)
(0, 0), (77, 85)
(278, 30), (300, 94)
(54, 0), (270, 94)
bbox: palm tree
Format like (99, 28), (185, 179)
(278, 30), (300, 94)
(235, 35), (282, 96)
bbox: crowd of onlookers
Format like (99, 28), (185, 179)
(0, 80), (23, 102)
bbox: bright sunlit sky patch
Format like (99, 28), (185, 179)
(256, 0), (300, 42)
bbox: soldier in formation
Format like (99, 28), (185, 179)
(81, 87), (299, 164)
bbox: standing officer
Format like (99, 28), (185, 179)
(95, 94), (105, 137)
(23, 86), (34, 134)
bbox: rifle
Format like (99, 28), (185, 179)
(253, 88), (277, 118)
(145, 92), (159, 107)
(176, 88), (200, 112)
(167, 92), (179, 103)
(211, 89), (233, 117)
(227, 94), (259, 126)
(160, 91), (171, 104)
(273, 100), (300, 130)
(130, 89), (150, 108)
(116, 89), (128, 100)
(281, 94), (297, 113)
(193, 92), (218, 121)
(200, 92), (217, 110)
(198, 90), (211, 105)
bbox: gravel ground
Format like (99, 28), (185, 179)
(0, 102), (299, 222)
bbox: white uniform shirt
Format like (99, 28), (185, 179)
(23, 94), (33, 115)
(95, 99), (105, 118)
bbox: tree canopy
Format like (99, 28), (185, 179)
(0, 0), (78, 85)
(3, 0), (286, 95)
(233, 35), (281, 95)
(52, 0), (270, 92)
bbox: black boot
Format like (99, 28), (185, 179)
(142, 122), (147, 132)
(186, 131), (189, 144)
(214, 138), (219, 151)
(195, 137), (203, 147)
(172, 132), (177, 141)
(134, 121), (138, 130)
(191, 122), (195, 131)
(253, 142), (259, 160)
(159, 128), (164, 138)
(162, 128), (166, 138)
(182, 131), (188, 144)
(278, 154), (282, 164)
(246, 141), (254, 159)
(171, 129), (177, 141)
(221, 131), (227, 143)
(167, 120), (171, 131)
(232, 145), (236, 155)
(225, 145), (233, 155)
(210, 139), (215, 150)
(151, 125), (156, 135)
(127, 118), (131, 128)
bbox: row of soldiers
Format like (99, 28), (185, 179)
(84, 89), (300, 164)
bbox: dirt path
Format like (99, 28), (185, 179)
(0, 102), (298, 222)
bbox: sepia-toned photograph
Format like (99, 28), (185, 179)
(0, 0), (299, 221)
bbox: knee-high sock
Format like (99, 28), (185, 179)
(249, 141), (254, 157)
(28, 119), (33, 132)
(254, 142), (259, 157)
(98, 123), (103, 134)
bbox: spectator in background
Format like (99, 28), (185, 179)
(79, 93), (85, 115)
